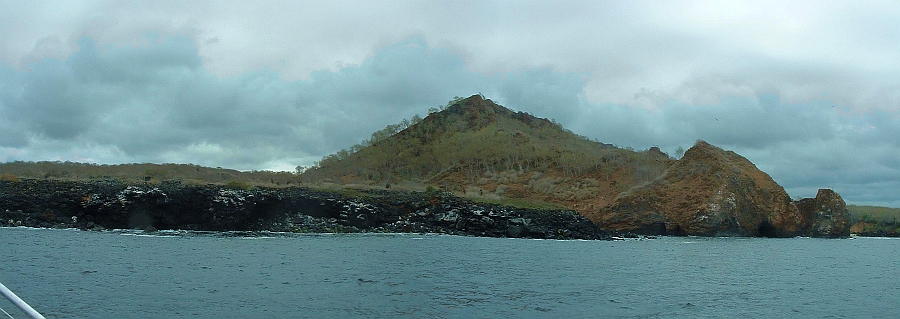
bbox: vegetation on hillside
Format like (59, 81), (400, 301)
(847, 205), (900, 236)
(296, 96), (464, 175)
(301, 95), (669, 183)
(847, 205), (900, 223)
(299, 95), (674, 211)
(0, 161), (299, 186)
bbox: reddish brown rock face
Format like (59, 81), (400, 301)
(796, 189), (850, 238)
(591, 141), (805, 237)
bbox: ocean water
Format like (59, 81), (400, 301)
(1, 228), (898, 319)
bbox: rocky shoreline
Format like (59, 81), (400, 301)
(0, 179), (625, 240)
(850, 222), (900, 237)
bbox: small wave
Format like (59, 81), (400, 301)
(852, 236), (900, 240)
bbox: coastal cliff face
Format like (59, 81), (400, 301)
(588, 141), (847, 237)
(796, 189), (851, 238)
(0, 179), (618, 240)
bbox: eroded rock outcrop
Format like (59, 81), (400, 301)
(796, 188), (850, 238)
(590, 141), (806, 237)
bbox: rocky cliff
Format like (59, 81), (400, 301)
(0, 179), (621, 240)
(796, 189), (851, 238)
(587, 141), (848, 237)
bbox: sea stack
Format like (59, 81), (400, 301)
(795, 188), (851, 238)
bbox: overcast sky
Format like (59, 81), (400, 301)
(1, 1), (898, 207)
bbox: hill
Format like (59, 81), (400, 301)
(301, 94), (673, 210)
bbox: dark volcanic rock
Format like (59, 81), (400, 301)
(0, 179), (622, 240)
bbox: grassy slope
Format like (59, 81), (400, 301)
(0, 161), (300, 187)
(847, 205), (900, 223)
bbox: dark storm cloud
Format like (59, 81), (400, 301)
(0, 35), (309, 168)
(0, 36), (490, 169)
(293, 38), (490, 150)
(493, 69), (588, 126)
(0, 67), (29, 146)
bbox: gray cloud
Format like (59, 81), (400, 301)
(1, 36), (488, 170)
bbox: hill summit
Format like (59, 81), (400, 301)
(301, 95), (849, 237)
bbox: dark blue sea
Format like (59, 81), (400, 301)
(1, 227), (898, 318)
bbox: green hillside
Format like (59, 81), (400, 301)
(848, 205), (900, 223)
(302, 95), (668, 181)
(0, 161), (299, 187)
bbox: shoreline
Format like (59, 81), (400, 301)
(6, 224), (897, 240)
(0, 178), (623, 240)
